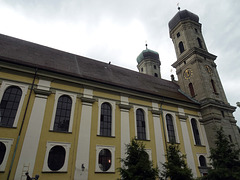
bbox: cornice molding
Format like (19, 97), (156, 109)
(80, 97), (96, 104)
(34, 88), (52, 96)
(118, 104), (132, 110)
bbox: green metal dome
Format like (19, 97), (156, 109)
(137, 48), (160, 64)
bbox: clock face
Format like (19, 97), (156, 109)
(205, 65), (212, 74)
(183, 68), (193, 79)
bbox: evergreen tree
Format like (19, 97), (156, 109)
(203, 127), (240, 180)
(160, 143), (193, 180)
(118, 138), (159, 180)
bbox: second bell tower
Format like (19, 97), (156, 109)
(169, 9), (240, 148)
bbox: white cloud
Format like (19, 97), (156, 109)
(0, 0), (239, 126)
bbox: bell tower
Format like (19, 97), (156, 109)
(137, 44), (161, 78)
(169, 9), (240, 148)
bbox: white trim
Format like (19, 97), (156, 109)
(189, 116), (204, 146)
(0, 138), (13, 172)
(50, 90), (77, 132)
(145, 149), (152, 161)
(42, 142), (71, 172)
(0, 81), (28, 127)
(120, 96), (130, 167)
(95, 145), (115, 173)
(163, 111), (179, 143)
(74, 89), (93, 180)
(179, 116), (197, 177)
(133, 105), (150, 140)
(152, 102), (166, 172)
(97, 98), (116, 137)
(83, 88), (93, 98)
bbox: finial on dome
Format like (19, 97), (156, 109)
(145, 40), (148, 49)
(177, 3), (180, 11)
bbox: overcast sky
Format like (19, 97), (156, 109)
(0, 0), (239, 126)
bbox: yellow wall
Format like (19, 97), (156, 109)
(0, 67), (208, 180)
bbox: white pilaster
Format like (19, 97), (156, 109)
(178, 108), (197, 177)
(120, 96), (131, 166)
(152, 102), (166, 172)
(74, 88), (94, 180)
(14, 79), (51, 180)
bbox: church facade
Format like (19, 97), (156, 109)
(0, 9), (239, 180)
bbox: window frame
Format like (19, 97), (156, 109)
(191, 118), (202, 145)
(53, 95), (73, 132)
(42, 142), (71, 172)
(197, 154), (208, 167)
(211, 79), (217, 94)
(179, 41), (185, 54)
(134, 106), (150, 140)
(0, 81), (28, 128)
(189, 83), (195, 97)
(0, 138), (13, 172)
(95, 145), (115, 173)
(199, 155), (207, 167)
(100, 102), (112, 137)
(97, 99), (116, 137)
(50, 90), (77, 133)
(145, 149), (152, 161)
(163, 111), (179, 143)
(197, 37), (203, 48)
(136, 108), (147, 140)
(189, 116), (204, 146)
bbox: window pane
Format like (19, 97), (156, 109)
(98, 149), (111, 171)
(191, 118), (201, 145)
(199, 155), (206, 167)
(47, 145), (66, 171)
(0, 86), (22, 127)
(0, 142), (6, 165)
(53, 95), (72, 132)
(136, 109), (146, 140)
(100, 103), (112, 136)
(166, 114), (176, 143)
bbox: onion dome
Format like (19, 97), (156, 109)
(168, 9), (199, 31)
(137, 48), (160, 64)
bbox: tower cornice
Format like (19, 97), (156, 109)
(172, 47), (217, 68)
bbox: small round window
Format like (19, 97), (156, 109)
(47, 145), (66, 171)
(0, 142), (6, 165)
(98, 149), (111, 171)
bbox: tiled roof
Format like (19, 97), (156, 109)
(0, 33), (196, 103)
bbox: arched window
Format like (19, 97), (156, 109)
(0, 142), (6, 165)
(197, 38), (203, 48)
(0, 86), (22, 127)
(100, 102), (112, 136)
(166, 114), (176, 143)
(211, 79), (217, 94)
(154, 73), (158, 77)
(189, 83), (195, 97)
(98, 149), (112, 172)
(53, 95), (72, 132)
(191, 118), (201, 145)
(136, 108), (146, 140)
(47, 145), (66, 171)
(179, 41), (185, 53)
(199, 155), (207, 167)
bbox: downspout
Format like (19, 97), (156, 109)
(7, 67), (38, 180)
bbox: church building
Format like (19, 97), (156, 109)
(0, 9), (239, 180)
